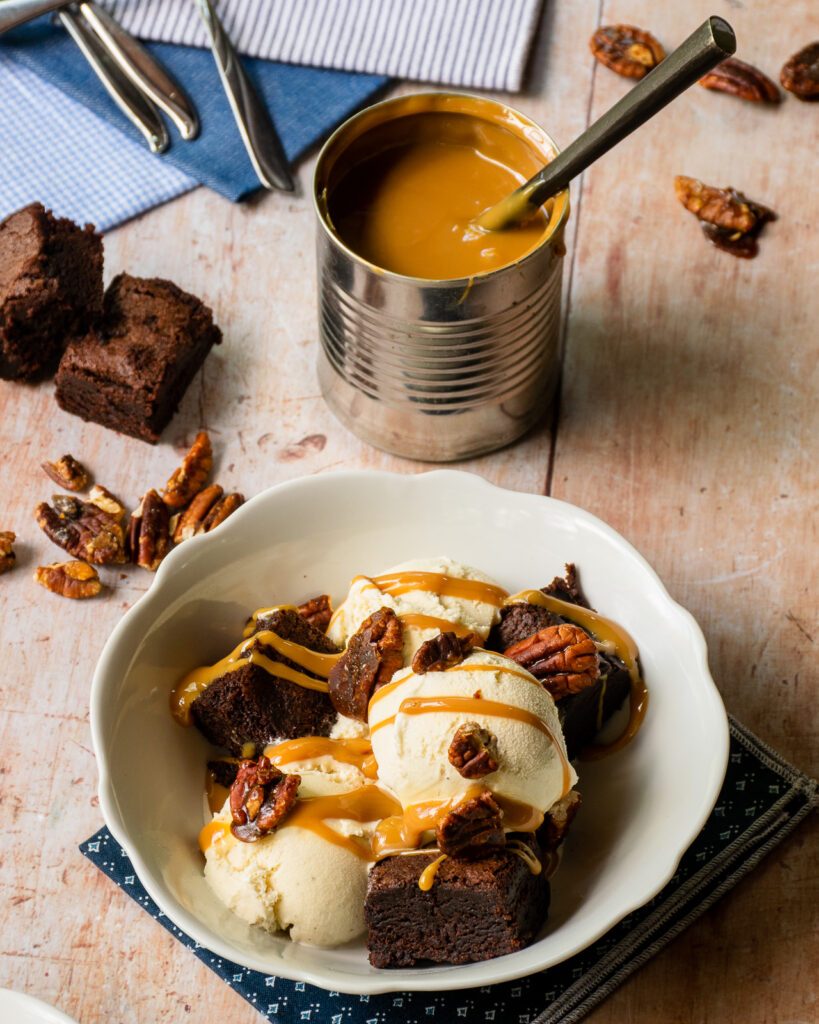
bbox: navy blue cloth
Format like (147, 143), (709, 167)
(1, 19), (389, 202)
(81, 718), (816, 1023)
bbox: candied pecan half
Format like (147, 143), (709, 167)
(540, 790), (582, 852)
(504, 623), (600, 699)
(163, 431), (212, 509)
(0, 531), (16, 575)
(88, 484), (126, 522)
(590, 24), (664, 78)
(448, 723), (499, 779)
(35, 496), (126, 565)
(201, 491), (244, 533)
(128, 489), (171, 571)
(699, 57), (781, 102)
(297, 594), (333, 632)
(34, 560), (102, 599)
(412, 631), (478, 674)
(674, 176), (776, 258)
(781, 42), (819, 100)
(436, 790), (505, 857)
(171, 484), (223, 543)
(229, 756), (300, 842)
(327, 607), (403, 721)
(41, 454), (89, 492)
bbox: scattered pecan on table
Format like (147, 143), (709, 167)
(128, 489), (171, 571)
(436, 790), (506, 858)
(297, 594), (333, 632)
(162, 430), (213, 509)
(589, 24), (665, 78)
(674, 175), (776, 258)
(327, 607), (403, 720)
(35, 494), (126, 565)
(229, 756), (300, 842)
(88, 484), (126, 522)
(411, 631), (477, 674)
(448, 723), (499, 780)
(504, 622), (600, 699)
(201, 491), (244, 533)
(699, 57), (781, 102)
(170, 484), (223, 542)
(0, 531), (16, 575)
(41, 454), (90, 492)
(780, 42), (819, 100)
(34, 560), (102, 599)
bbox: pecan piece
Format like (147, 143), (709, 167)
(127, 489), (171, 571)
(34, 560), (102, 599)
(35, 496), (126, 565)
(297, 594), (333, 632)
(412, 631), (478, 674)
(41, 454), (89, 492)
(699, 58), (781, 102)
(590, 24), (665, 78)
(201, 491), (244, 533)
(674, 176), (776, 258)
(229, 756), (300, 842)
(163, 431), (212, 509)
(327, 607), (403, 720)
(88, 484), (126, 522)
(504, 623), (600, 699)
(0, 531), (16, 575)
(436, 790), (505, 858)
(540, 790), (582, 851)
(448, 723), (499, 779)
(171, 484), (223, 543)
(780, 42), (819, 100)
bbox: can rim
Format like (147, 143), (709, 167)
(312, 90), (570, 288)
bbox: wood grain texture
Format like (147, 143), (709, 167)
(0, 0), (816, 1021)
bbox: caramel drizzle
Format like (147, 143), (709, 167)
(241, 604), (298, 638)
(506, 839), (543, 875)
(205, 771), (231, 814)
(171, 630), (342, 726)
(418, 853), (447, 891)
(199, 820), (231, 853)
(370, 694), (572, 798)
(505, 589), (649, 759)
(263, 736), (378, 780)
(398, 612), (475, 637)
(367, 571), (508, 606)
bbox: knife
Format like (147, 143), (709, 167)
(78, 1), (199, 139)
(58, 6), (169, 154)
(193, 0), (294, 191)
(0, 0), (69, 33)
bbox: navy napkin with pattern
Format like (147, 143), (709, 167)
(81, 717), (816, 1023)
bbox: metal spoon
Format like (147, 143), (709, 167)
(476, 16), (736, 232)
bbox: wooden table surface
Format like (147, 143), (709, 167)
(1, 1), (816, 1021)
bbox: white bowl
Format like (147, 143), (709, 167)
(91, 470), (728, 995)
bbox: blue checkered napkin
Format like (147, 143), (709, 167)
(0, 56), (196, 231)
(81, 718), (816, 1024)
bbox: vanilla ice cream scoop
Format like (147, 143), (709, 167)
(369, 648), (576, 815)
(202, 755), (395, 946)
(328, 556), (506, 664)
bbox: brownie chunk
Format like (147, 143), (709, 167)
(0, 203), (103, 380)
(487, 601), (561, 651)
(191, 608), (339, 755)
(366, 839), (549, 968)
(560, 653), (632, 760)
(55, 272), (220, 443)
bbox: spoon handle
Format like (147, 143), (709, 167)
(479, 16), (736, 230)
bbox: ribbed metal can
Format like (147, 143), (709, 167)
(313, 93), (569, 462)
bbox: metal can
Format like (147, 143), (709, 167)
(313, 93), (569, 462)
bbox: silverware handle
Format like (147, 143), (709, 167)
(79, 1), (199, 140)
(194, 0), (294, 191)
(0, 0), (69, 34)
(59, 7), (169, 154)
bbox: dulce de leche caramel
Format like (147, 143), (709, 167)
(326, 100), (562, 280)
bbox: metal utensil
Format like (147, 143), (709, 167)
(58, 6), (169, 153)
(193, 0), (294, 191)
(78, 1), (199, 139)
(0, 0), (69, 33)
(477, 16), (737, 231)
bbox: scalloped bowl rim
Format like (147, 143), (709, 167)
(91, 469), (729, 995)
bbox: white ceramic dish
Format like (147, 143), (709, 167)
(91, 470), (728, 995)
(0, 989), (79, 1024)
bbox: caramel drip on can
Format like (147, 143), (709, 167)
(264, 736), (378, 780)
(417, 853), (447, 891)
(170, 629), (342, 726)
(505, 589), (649, 759)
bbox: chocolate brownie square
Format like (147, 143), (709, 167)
(365, 839), (549, 968)
(191, 608), (339, 755)
(0, 203), (103, 380)
(55, 272), (221, 443)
